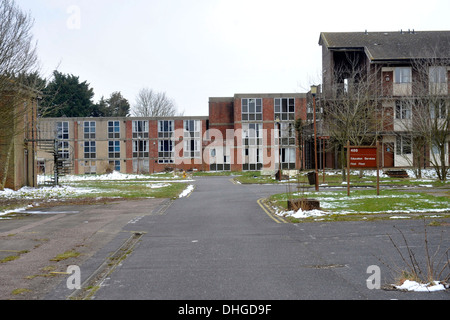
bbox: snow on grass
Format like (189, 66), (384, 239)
(57, 171), (160, 182)
(0, 185), (98, 200)
(273, 189), (450, 220)
(0, 185), (99, 217)
(277, 208), (327, 219)
(1, 172), (196, 217)
(147, 183), (171, 189)
(395, 280), (447, 292)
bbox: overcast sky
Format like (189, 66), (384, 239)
(19, 0), (450, 116)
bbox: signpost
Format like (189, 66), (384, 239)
(345, 141), (381, 196)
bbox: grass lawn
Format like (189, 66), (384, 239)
(0, 172), (194, 216)
(231, 169), (450, 188)
(63, 180), (189, 199)
(268, 189), (450, 223)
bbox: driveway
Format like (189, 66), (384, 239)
(49, 176), (449, 300)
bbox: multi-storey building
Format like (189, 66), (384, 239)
(37, 93), (308, 176)
(36, 31), (449, 178)
(319, 30), (450, 169)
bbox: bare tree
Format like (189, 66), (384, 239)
(132, 88), (178, 117)
(0, 0), (40, 190)
(0, 0), (38, 80)
(394, 54), (450, 181)
(321, 53), (382, 179)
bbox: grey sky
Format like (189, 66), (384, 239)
(19, 0), (450, 116)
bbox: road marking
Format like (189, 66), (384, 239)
(257, 198), (287, 224)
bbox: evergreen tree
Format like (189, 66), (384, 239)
(40, 70), (96, 117)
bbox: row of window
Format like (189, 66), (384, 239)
(241, 98), (296, 121)
(394, 66), (448, 84)
(56, 120), (202, 140)
(56, 97), (298, 143)
(395, 100), (447, 119)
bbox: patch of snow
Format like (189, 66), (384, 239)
(57, 171), (156, 181)
(276, 208), (327, 219)
(0, 186), (97, 200)
(0, 205), (33, 218)
(179, 185), (195, 198)
(147, 183), (170, 189)
(395, 280), (446, 292)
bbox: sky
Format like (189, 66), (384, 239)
(18, 0), (450, 116)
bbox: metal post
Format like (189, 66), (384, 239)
(347, 141), (350, 197)
(312, 88), (319, 192)
(376, 140), (380, 196)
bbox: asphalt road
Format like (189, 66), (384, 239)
(43, 176), (449, 301)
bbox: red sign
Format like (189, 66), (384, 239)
(349, 147), (378, 168)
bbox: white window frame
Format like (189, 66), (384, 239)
(133, 120), (149, 138)
(108, 121), (120, 139)
(84, 141), (96, 159)
(275, 98), (295, 121)
(56, 121), (69, 140)
(242, 98), (263, 121)
(395, 67), (412, 84)
(84, 121), (96, 139)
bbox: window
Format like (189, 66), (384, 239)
(56, 122), (70, 159)
(395, 100), (412, 119)
(184, 139), (200, 158)
(108, 121), (120, 139)
(242, 123), (263, 171)
(396, 136), (412, 155)
(242, 98), (262, 121)
(280, 148), (296, 169)
(184, 120), (201, 138)
(275, 98), (295, 121)
(133, 160), (149, 173)
(108, 141), (121, 158)
(84, 161), (96, 175)
(278, 122), (296, 146)
(84, 121), (96, 139)
(109, 160), (120, 172)
(84, 141), (96, 159)
(133, 140), (148, 158)
(56, 121), (69, 140)
(158, 120), (173, 138)
(429, 66), (447, 84)
(133, 120), (148, 139)
(184, 120), (201, 158)
(57, 141), (70, 159)
(395, 67), (412, 84)
(158, 140), (174, 163)
(430, 100), (447, 119)
(431, 143), (448, 157)
(242, 123), (263, 146)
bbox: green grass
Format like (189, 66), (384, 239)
(63, 180), (189, 200)
(50, 250), (81, 262)
(268, 189), (450, 222)
(232, 169), (450, 188)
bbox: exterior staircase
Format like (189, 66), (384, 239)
(37, 139), (73, 186)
